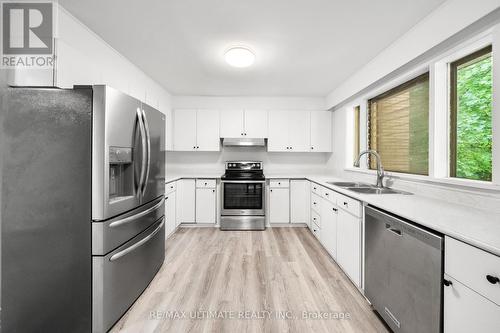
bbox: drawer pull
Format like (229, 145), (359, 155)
(343, 202), (348, 206)
(443, 279), (453, 287)
(313, 217), (317, 220)
(110, 219), (164, 262)
(325, 193), (329, 196)
(109, 198), (164, 228)
(332, 208), (338, 212)
(486, 275), (500, 284)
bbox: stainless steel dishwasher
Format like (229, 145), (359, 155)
(365, 206), (443, 333)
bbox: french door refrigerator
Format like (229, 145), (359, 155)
(1, 85), (165, 332)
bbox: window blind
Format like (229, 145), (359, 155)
(368, 73), (429, 175)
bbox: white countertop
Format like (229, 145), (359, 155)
(308, 176), (500, 257)
(165, 173), (500, 256)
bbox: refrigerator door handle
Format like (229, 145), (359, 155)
(109, 218), (164, 262)
(108, 198), (164, 228)
(140, 108), (151, 197)
(136, 107), (147, 196)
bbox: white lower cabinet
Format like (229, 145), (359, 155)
(308, 183), (362, 288)
(321, 199), (338, 259)
(176, 179), (196, 223)
(337, 208), (361, 287)
(290, 180), (310, 224)
(165, 191), (177, 236)
(269, 181), (290, 223)
(195, 187), (216, 224)
(444, 236), (500, 332)
(444, 274), (500, 332)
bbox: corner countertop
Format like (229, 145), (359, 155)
(165, 173), (500, 256)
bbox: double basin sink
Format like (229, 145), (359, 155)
(327, 182), (411, 195)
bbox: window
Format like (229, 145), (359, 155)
(353, 105), (360, 161)
(450, 46), (492, 182)
(368, 73), (430, 175)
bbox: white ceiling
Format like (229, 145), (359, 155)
(59, 0), (446, 96)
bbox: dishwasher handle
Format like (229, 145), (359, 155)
(385, 224), (402, 236)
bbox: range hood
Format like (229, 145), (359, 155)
(222, 138), (266, 147)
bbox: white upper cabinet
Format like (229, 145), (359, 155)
(196, 110), (220, 151)
(244, 110), (268, 138)
(220, 110), (244, 137)
(173, 109), (220, 151)
(268, 111), (290, 151)
(173, 109), (197, 151)
(268, 110), (310, 152)
(288, 111), (311, 152)
(220, 109), (268, 138)
(310, 111), (332, 152)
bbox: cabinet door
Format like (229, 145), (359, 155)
(337, 209), (361, 287)
(176, 179), (196, 223)
(444, 275), (500, 333)
(244, 110), (268, 138)
(165, 191), (176, 236)
(220, 110), (244, 137)
(269, 188), (290, 223)
(310, 111), (332, 152)
(290, 180), (309, 224)
(268, 111), (289, 152)
(196, 110), (220, 151)
(195, 188), (216, 224)
(321, 200), (338, 259)
(288, 111), (310, 152)
(173, 110), (197, 151)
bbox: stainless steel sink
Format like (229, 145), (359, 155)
(347, 187), (412, 195)
(327, 181), (373, 188)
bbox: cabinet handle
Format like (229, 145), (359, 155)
(325, 193), (329, 196)
(278, 182), (281, 185)
(311, 146), (314, 150)
(165, 196), (168, 200)
(270, 189), (273, 192)
(343, 202), (348, 207)
(313, 217), (316, 220)
(443, 279), (453, 287)
(241, 133), (244, 136)
(204, 182), (207, 186)
(193, 146), (196, 149)
(332, 208), (338, 212)
(212, 189), (215, 193)
(313, 202), (317, 205)
(197, 146), (199, 149)
(486, 275), (500, 284)
(313, 187), (317, 190)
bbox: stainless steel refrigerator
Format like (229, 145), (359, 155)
(1, 85), (165, 332)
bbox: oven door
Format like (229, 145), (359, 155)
(221, 181), (265, 216)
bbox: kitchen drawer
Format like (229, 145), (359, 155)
(444, 274), (500, 333)
(165, 181), (176, 195)
(196, 179), (216, 188)
(445, 236), (500, 306)
(93, 218), (165, 333)
(311, 193), (322, 213)
(311, 183), (321, 195)
(269, 179), (289, 188)
(321, 188), (336, 203)
(311, 221), (321, 241)
(337, 193), (361, 217)
(311, 209), (321, 228)
(92, 197), (164, 255)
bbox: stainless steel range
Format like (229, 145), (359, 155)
(220, 161), (266, 230)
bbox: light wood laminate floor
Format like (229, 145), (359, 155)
(110, 227), (389, 333)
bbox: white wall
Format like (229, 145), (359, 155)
(8, 3), (172, 118)
(326, 0), (500, 109)
(167, 95), (331, 175)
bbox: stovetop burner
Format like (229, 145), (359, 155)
(221, 161), (265, 181)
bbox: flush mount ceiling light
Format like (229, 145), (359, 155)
(224, 46), (255, 68)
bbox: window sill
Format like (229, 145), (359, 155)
(344, 167), (500, 193)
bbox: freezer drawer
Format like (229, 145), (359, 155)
(92, 218), (165, 333)
(92, 197), (164, 255)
